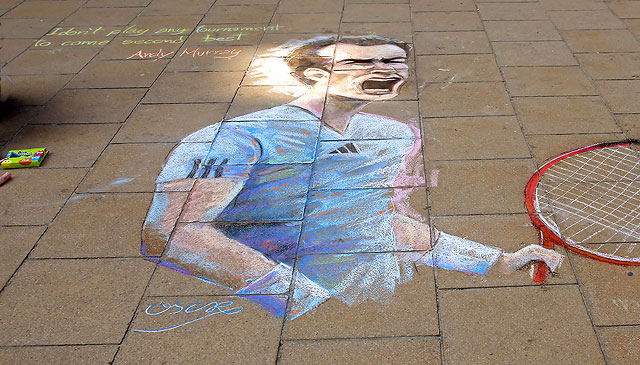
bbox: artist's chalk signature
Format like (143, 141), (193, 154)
(133, 300), (243, 333)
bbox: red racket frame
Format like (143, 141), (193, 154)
(524, 141), (640, 282)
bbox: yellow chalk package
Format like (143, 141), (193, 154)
(1, 148), (48, 169)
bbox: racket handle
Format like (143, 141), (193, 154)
(533, 231), (554, 283)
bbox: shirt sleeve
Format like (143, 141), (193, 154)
(417, 232), (503, 276)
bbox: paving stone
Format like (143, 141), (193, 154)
(540, 0), (607, 11)
(526, 133), (627, 165)
(280, 337), (441, 364)
(0, 168), (87, 225)
(0, 258), (153, 345)
(59, 7), (142, 26)
(422, 116), (530, 160)
(33, 88), (146, 124)
(476, 0), (536, 2)
(3, 74), (72, 105)
(285, 260), (438, 339)
(127, 14), (203, 30)
(595, 80), (640, 113)
(433, 214), (576, 288)
(77, 143), (174, 193)
(2, 1), (83, 18)
(0, 226), (46, 287)
(439, 286), (605, 364)
(608, 1), (640, 18)
(599, 326), (640, 364)
(68, 59), (169, 88)
(571, 254), (640, 326)
(278, 0), (343, 13)
(477, 3), (547, 20)
(562, 30), (640, 53)
(116, 295), (282, 363)
(0, 105), (39, 143)
(346, 0), (409, 3)
(493, 41), (578, 67)
(484, 20), (563, 41)
(216, 0), (279, 4)
(502, 67), (596, 96)
(203, 5), (277, 24)
(340, 22), (413, 42)
(617, 114), (640, 139)
(0, 346), (118, 364)
(0, 124), (119, 168)
(114, 103), (228, 143)
(420, 82), (513, 118)
(428, 159), (536, 215)
(576, 53), (640, 80)
(143, 71), (244, 103)
(412, 11), (483, 32)
(416, 54), (502, 84)
(0, 39), (37, 66)
(140, 0), (213, 16)
(31, 193), (152, 258)
(0, 18), (61, 39)
(342, 4), (410, 23)
(410, 0), (476, 12)
(513, 96), (622, 135)
(269, 13), (342, 33)
(414, 31), (492, 55)
(85, 0), (152, 6)
(3, 48), (100, 75)
(549, 10), (626, 30)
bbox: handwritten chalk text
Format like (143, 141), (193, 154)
(195, 24), (279, 33)
(133, 300), (243, 333)
(202, 33), (246, 42)
(122, 36), (185, 45)
(179, 48), (241, 58)
(127, 49), (175, 60)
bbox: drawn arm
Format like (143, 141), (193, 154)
(392, 213), (563, 275)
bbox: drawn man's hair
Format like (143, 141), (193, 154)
(286, 36), (412, 85)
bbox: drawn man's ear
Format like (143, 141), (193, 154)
(303, 67), (330, 83)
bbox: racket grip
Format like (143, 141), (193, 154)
(533, 231), (554, 283)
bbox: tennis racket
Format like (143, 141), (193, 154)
(525, 140), (640, 282)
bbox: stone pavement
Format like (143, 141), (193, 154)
(1, 0), (639, 363)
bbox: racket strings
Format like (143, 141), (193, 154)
(536, 145), (640, 248)
(546, 183), (640, 225)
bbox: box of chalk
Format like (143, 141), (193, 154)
(0, 148), (48, 169)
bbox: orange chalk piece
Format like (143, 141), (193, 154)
(0, 172), (11, 186)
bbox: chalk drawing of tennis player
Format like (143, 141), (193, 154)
(142, 36), (563, 319)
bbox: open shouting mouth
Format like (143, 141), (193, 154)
(359, 75), (405, 95)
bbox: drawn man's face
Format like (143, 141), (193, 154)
(314, 43), (409, 101)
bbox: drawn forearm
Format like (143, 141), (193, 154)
(165, 223), (277, 292)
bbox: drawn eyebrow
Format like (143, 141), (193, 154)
(336, 57), (407, 64)
(337, 58), (375, 63)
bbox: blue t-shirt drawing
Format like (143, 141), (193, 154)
(146, 105), (502, 319)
